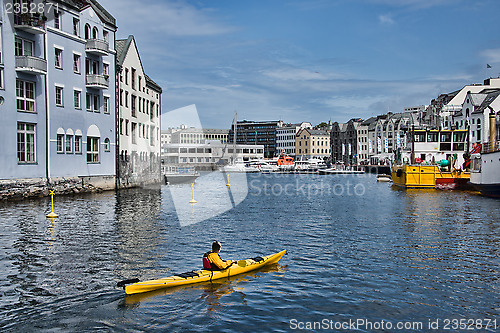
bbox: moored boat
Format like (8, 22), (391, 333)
(470, 110), (500, 197)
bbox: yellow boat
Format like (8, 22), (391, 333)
(120, 250), (287, 295)
(391, 165), (470, 189)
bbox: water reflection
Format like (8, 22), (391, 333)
(0, 175), (498, 331)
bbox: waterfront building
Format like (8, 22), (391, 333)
(296, 128), (330, 160)
(330, 122), (347, 163)
(276, 122), (312, 156)
(330, 119), (369, 165)
(161, 141), (264, 172)
(1, 0), (117, 190)
(452, 89), (500, 147)
(439, 78), (500, 130)
(171, 126), (228, 145)
(228, 120), (283, 158)
(116, 35), (162, 188)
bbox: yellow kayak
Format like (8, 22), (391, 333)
(119, 250), (287, 295)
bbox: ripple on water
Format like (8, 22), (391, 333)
(0, 176), (499, 332)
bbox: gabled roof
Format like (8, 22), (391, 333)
(473, 90), (500, 114)
(145, 74), (162, 93)
(116, 35), (136, 67)
(58, 0), (116, 28)
(115, 35), (163, 93)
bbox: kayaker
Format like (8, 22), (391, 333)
(203, 241), (234, 271)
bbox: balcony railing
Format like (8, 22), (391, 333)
(85, 39), (109, 55)
(482, 141), (500, 154)
(14, 14), (46, 34)
(15, 56), (47, 75)
(86, 74), (109, 89)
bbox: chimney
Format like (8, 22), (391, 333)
(488, 106), (497, 151)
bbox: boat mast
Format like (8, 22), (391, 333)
(233, 111), (237, 163)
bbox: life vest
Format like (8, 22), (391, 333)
(202, 251), (212, 270)
(202, 251), (222, 270)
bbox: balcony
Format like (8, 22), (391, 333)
(85, 39), (109, 56)
(86, 74), (109, 89)
(15, 56), (47, 75)
(14, 14), (46, 34)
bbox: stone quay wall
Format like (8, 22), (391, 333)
(0, 176), (116, 200)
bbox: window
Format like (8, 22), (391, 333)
(104, 138), (110, 152)
(0, 69), (3, 89)
(103, 31), (109, 42)
(87, 137), (99, 163)
(125, 68), (129, 85)
(131, 123), (137, 144)
(54, 10), (60, 29)
(66, 135), (73, 153)
(73, 54), (80, 73)
(120, 119), (123, 135)
(75, 135), (82, 154)
(57, 134), (64, 153)
(55, 86), (63, 106)
(16, 79), (35, 112)
(477, 130), (481, 141)
(93, 95), (99, 112)
(15, 37), (33, 56)
(125, 120), (129, 135)
(86, 93), (91, 111)
(55, 48), (63, 69)
(103, 96), (109, 114)
(17, 122), (36, 163)
(74, 90), (81, 109)
(103, 63), (109, 77)
(73, 18), (79, 36)
(131, 68), (136, 89)
(125, 91), (128, 107)
(85, 24), (91, 39)
(119, 90), (123, 106)
(92, 27), (98, 39)
(131, 95), (136, 117)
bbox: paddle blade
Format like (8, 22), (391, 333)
(117, 278), (140, 288)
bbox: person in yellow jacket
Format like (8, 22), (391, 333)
(203, 241), (234, 271)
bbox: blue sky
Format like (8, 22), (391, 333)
(99, 0), (500, 128)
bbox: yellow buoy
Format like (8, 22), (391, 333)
(46, 190), (59, 218)
(189, 183), (197, 204)
(226, 174), (230, 187)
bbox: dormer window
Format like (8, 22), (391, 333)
(92, 27), (98, 39)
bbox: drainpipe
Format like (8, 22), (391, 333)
(44, 22), (50, 185)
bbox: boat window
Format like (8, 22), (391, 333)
(414, 133), (426, 142)
(453, 132), (466, 142)
(440, 132), (452, 142)
(427, 132), (438, 142)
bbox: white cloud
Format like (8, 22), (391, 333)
(481, 48), (500, 64)
(378, 14), (395, 25)
(261, 68), (342, 81)
(99, 0), (235, 37)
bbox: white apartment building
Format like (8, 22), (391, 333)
(276, 122), (312, 156)
(116, 35), (162, 187)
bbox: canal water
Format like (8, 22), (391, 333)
(0, 173), (499, 332)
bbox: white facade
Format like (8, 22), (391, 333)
(116, 35), (162, 187)
(276, 122), (312, 156)
(162, 141), (264, 170)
